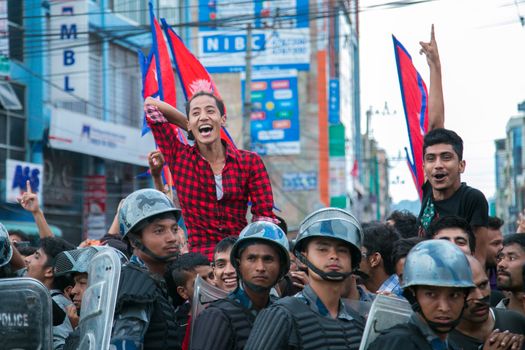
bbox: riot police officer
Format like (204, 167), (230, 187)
(245, 208), (366, 350)
(110, 189), (182, 350)
(191, 221), (290, 350)
(368, 239), (475, 350)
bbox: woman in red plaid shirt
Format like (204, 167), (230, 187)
(144, 92), (277, 261)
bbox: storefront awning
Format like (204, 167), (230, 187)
(2, 220), (63, 238)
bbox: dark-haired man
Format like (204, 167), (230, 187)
(496, 233), (525, 315)
(191, 222), (290, 350)
(450, 255), (525, 350)
(427, 215), (476, 255)
(145, 93), (276, 261)
(111, 188), (182, 350)
(246, 208), (365, 350)
(387, 210), (418, 238)
(359, 223), (401, 296)
(212, 236), (238, 292)
(25, 237), (76, 350)
(166, 252), (214, 350)
(417, 26), (489, 265)
(368, 240), (475, 350)
(487, 216), (504, 290)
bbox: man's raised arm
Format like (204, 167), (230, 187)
(144, 97), (188, 131)
(420, 24), (444, 131)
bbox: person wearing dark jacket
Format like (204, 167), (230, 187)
(368, 240), (475, 350)
(245, 208), (366, 350)
(191, 221), (290, 350)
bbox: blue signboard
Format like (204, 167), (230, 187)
(329, 79), (340, 124)
(198, 0), (310, 73)
(242, 70), (300, 155)
(282, 172), (318, 192)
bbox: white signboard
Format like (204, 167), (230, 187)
(329, 156), (347, 197)
(50, 0), (89, 101)
(5, 159), (44, 204)
(49, 108), (155, 166)
(198, 28), (310, 73)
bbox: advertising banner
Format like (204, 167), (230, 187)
(198, 0), (310, 72)
(83, 175), (106, 240)
(5, 159), (43, 204)
(241, 69), (300, 155)
(49, 108), (155, 166)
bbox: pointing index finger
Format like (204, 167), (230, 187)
(430, 24), (435, 43)
(26, 180), (32, 194)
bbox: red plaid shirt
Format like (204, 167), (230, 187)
(145, 105), (276, 260)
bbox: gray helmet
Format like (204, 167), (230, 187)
(402, 240), (475, 289)
(0, 223), (13, 267)
(54, 246), (104, 277)
(295, 208), (363, 269)
(119, 189), (181, 238)
(231, 221), (290, 281)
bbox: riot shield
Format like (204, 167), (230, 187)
(77, 247), (122, 350)
(189, 275), (229, 347)
(0, 277), (52, 350)
(358, 294), (412, 350)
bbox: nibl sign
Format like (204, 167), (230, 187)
(5, 159), (43, 204)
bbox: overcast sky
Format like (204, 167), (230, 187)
(359, 0), (525, 203)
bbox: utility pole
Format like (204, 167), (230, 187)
(243, 24), (253, 150)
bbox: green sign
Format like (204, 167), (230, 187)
(0, 55), (10, 77)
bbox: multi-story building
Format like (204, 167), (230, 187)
(1, 0), (364, 241)
(496, 104), (525, 234)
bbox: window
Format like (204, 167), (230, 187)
(0, 82), (26, 180)
(7, 0), (23, 62)
(110, 0), (179, 26)
(108, 43), (142, 127)
(88, 35), (103, 119)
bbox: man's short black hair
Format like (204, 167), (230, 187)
(391, 237), (425, 269)
(363, 223), (400, 275)
(213, 236), (237, 261)
(386, 210), (418, 238)
(488, 216), (504, 230)
(40, 237), (75, 268)
(165, 252), (210, 307)
(502, 233), (525, 252)
(17, 245), (37, 257)
(8, 229), (30, 242)
(423, 128), (464, 160)
(185, 91), (225, 118)
(39, 237), (75, 290)
(426, 215), (476, 253)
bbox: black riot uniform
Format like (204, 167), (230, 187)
(245, 285), (365, 350)
(111, 261), (181, 350)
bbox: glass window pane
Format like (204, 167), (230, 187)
(9, 116), (24, 147)
(10, 149), (24, 161)
(11, 83), (25, 114)
(0, 82), (22, 110)
(0, 113), (6, 144)
(0, 148), (6, 180)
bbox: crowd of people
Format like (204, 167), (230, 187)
(1, 26), (525, 350)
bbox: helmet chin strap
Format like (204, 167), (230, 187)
(297, 253), (352, 282)
(131, 238), (178, 263)
(242, 279), (273, 294)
